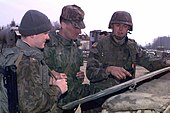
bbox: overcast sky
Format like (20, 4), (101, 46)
(1, 0), (170, 46)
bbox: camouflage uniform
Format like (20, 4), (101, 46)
(44, 5), (98, 112)
(0, 39), (62, 113)
(0, 10), (62, 113)
(18, 39), (63, 112)
(44, 31), (94, 111)
(83, 11), (169, 113)
(86, 34), (167, 90)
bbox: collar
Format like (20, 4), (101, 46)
(50, 31), (80, 47)
(110, 34), (128, 46)
(16, 39), (44, 61)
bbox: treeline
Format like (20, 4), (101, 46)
(1, 20), (170, 50)
(0, 20), (18, 30)
(0, 20), (61, 31)
(145, 36), (170, 50)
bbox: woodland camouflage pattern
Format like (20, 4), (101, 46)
(86, 34), (168, 91)
(44, 32), (95, 110)
(60, 4), (85, 29)
(108, 11), (133, 31)
(0, 39), (61, 113)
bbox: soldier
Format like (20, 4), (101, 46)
(0, 10), (68, 113)
(44, 4), (97, 113)
(83, 11), (170, 113)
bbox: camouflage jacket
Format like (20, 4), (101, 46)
(44, 31), (85, 107)
(86, 34), (168, 90)
(0, 39), (61, 113)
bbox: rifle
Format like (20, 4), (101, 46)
(62, 67), (170, 110)
(3, 65), (20, 113)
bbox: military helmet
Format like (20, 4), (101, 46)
(108, 11), (133, 31)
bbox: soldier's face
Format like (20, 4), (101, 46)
(112, 23), (129, 38)
(32, 32), (50, 49)
(61, 22), (81, 40)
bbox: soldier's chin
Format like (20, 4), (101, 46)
(38, 44), (45, 49)
(117, 34), (125, 38)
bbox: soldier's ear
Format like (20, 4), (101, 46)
(60, 21), (67, 29)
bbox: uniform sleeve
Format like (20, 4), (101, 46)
(17, 59), (61, 113)
(137, 48), (168, 72)
(86, 42), (109, 83)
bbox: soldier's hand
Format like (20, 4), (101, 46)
(76, 71), (85, 80)
(51, 70), (67, 79)
(50, 70), (68, 94)
(50, 78), (68, 94)
(106, 66), (132, 79)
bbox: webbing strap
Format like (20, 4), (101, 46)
(14, 52), (23, 67)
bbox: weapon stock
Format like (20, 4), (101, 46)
(3, 65), (20, 113)
(62, 67), (170, 110)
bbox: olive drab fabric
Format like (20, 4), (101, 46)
(44, 31), (90, 108)
(86, 34), (168, 91)
(16, 39), (61, 113)
(0, 39), (62, 113)
(0, 73), (7, 113)
(0, 47), (22, 113)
